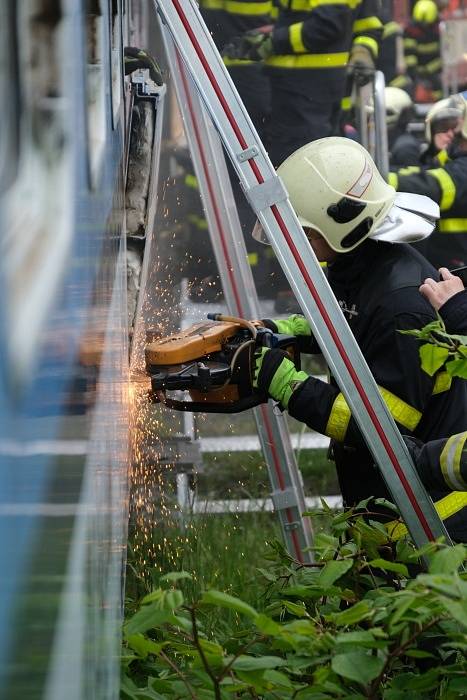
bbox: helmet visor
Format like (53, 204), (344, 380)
(432, 116), (461, 135)
(252, 219), (269, 245)
(371, 193), (439, 243)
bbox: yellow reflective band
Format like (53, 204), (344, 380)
(224, 57), (256, 66)
(326, 385), (422, 441)
(428, 168), (456, 211)
(398, 166), (421, 176)
(225, 0), (272, 15)
(405, 55), (418, 67)
(390, 75), (410, 88)
(320, 261), (328, 269)
(353, 17), (382, 33)
(388, 172), (398, 188)
(425, 57), (442, 73)
(247, 252), (258, 266)
(439, 218), (467, 233)
(436, 149), (450, 166)
(432, 371), (451, 395)
(200, 0), (223, 8)
(440, 432), (467, 491)
(387, 492), (467, 540)
(353, 36), (379, 57)
(417, 41), (439, 54)
(383, 21), (402, 38)
(325, 393), (351, 442)
(281, 0), (360, 8)
(378, 387), (422, 431)
(290, 22), (306, 53)
(187, 214), (208, 230)
(184, 174), (199, 190)
(266, 52), (349, 68)
(271, 4), (278, 17)
(404, 38), (417, 48)
(341, 95), (352, 110)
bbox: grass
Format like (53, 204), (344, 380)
(197, 448), (338, 499)
(126, 511), (282, 613)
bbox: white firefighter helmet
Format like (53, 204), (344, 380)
(412, 0), (438, 22)
(425, 94), (464, 142)
(384, 87), (413, 127)
(252, 137), (439, 251)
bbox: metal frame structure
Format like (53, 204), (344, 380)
(153, 0), (452, 554)
(161, 30), (314, 563)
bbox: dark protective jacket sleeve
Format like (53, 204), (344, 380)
(288, 302), (436, 445)
(439, 289), (467, 335)
(272, 5), (352, 55)
(406, 433), (467, 492)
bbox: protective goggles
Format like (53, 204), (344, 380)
(432, 116), (461, 135)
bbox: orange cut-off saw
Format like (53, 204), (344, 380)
(145, 313), (300, 413)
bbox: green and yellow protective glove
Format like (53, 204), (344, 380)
(124, 47), (164, 86)
(253, 347), (309, 409)
(262, 314), (311, 337)
(222, 28), (273, 62)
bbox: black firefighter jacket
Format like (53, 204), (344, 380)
(408, 289), (467, 511)
(267, 0), (382, 102)
(287, 240), (467, 541)
(389, 145), (467, 269)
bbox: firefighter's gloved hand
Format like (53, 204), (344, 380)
(223, 27), (273, 62)
(124, 47), (164, 85)
(261, 314), (311, 337)
(347, 44), (375, 87)
(253, 347), (308, 409)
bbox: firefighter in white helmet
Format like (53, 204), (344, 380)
(389, 94), (467, 269)
(383, 87), (421, 168)
(252, 137), (467, 541)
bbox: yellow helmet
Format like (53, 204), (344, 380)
(274, 138), (395, 253)
(425, 95), (465, 142)
(412, 0), (438, 23)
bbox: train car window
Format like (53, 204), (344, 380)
(86, 0), (106, 188)
(0, 2), (20, 194)
(110, 0), (122, 128)
(1, 0), (73, 387)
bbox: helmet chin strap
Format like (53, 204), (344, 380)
(370, 193), (439, 244)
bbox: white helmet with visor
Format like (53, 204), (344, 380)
(253, 137), (438, 252)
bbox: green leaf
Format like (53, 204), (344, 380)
(318, 560), (353, 589)
(419, 343), (449, 376)
(439, 598), (467, 629)
(332, 651), (385, 684)
(159, 571), (193, 583)
(263, 669), (294, 688)
(428, 544), (466, 574)
(124, 607), (180, 636)
(125, 634), (168, 658)
(231, 655), (287, 671)
(200, 589), (258, 618)
(328, 600), (373, 626)
(367, 559), (409, 576)
(445, 357), (467, 378)
(254, 613), (282, 635)
(161, 589), (184, 611)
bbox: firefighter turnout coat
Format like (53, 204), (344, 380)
(286, 240), (467, 541)
(389, 145), (467, 268)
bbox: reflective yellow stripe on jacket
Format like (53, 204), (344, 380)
(224, 0), (272, 14)
(277, 0), (362, 9)
(439, 219), (467, 233)
(326, 388), (422, 441)
(266, 52), (349, 68)
(428, 168), (456, 211)
(387, 492), (467, 540)
(441, 433), (467, 491)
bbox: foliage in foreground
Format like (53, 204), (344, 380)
(121, 501), (467, 700)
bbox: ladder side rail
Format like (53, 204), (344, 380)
(373, 71), (389, 179)
(155, 0), (451, 551)
(162, 31), (313, 562)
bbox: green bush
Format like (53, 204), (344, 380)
(121, 503), (467, 699)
